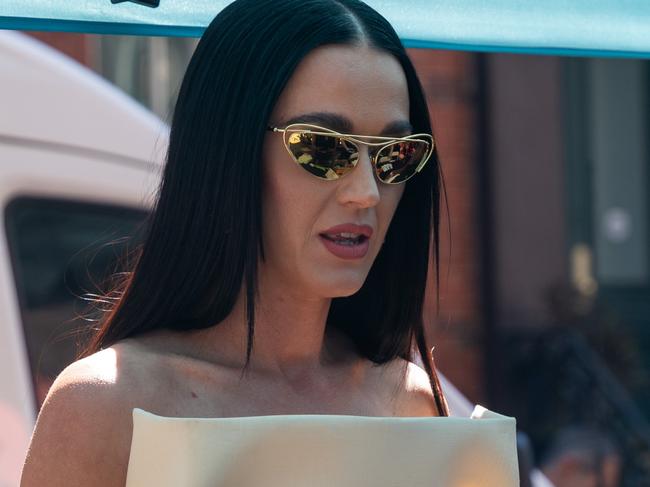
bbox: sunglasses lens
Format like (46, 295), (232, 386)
(286, 132), (358, 180)
(375, 140), (430, 184)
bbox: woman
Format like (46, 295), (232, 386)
(21, 0), (472, 485)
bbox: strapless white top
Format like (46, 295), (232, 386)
(125, 405), (519, 486)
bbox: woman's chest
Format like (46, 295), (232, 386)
(145, 358), (404, 419)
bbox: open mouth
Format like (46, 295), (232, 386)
(318, 232), (371, 259)
(319, 232), (369, 246)
(318, 224), (373, 260)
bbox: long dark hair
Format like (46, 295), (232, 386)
(83, 0), (449, 416)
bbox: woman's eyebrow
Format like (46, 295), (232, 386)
(281, 112), (352, 132)
(380, 120), (414, 136)
(280, 112), (414, 136)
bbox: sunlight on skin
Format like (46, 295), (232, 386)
(79, 347), (118, 384)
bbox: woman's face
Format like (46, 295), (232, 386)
(262, 44), (410, 298)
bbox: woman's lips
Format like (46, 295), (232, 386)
(318, 223), (373, 260)
(319, 234), (370, 259)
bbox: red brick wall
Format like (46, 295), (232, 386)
(409, 49), (485, 404)
(27, 32), (92, 66)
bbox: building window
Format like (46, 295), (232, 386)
(94, 36), (198, 120)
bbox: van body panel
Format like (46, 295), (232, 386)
(0, 30), (168, 166)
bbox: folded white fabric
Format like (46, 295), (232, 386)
(126, 406), (519, 487)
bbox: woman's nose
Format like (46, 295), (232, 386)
(337, 146), (380, 208)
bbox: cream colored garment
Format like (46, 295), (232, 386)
(125, 405), (519, 487)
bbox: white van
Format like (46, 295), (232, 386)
(0, 30), (167, 486)
(0, 30), (475, 487)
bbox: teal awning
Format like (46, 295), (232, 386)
(2, 0), (650, 57)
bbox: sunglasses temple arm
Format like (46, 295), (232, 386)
(415, 144), (434, 173)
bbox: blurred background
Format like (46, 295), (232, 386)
(5, 32), (649, 486)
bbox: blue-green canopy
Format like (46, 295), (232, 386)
(2, 0), (650, 57)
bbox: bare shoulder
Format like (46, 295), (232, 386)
(381, 357), (440, 417)
(21, 340), (158, 487)
(402, 359), (441, 416)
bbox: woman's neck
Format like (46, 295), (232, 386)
(185, 276), (358, 383)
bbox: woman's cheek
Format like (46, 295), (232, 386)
(379, 187), (404, 234)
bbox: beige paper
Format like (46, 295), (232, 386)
(126, 406), (519, 487)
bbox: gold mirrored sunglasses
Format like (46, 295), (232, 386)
(267, 123), (434, 184)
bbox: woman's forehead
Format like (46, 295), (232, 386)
(271, 44), (410, 134)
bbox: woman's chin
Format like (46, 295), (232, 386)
(330, 287), (362, 298)
(318, 276), (367, 298)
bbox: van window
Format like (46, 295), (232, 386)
(4, 197), (148, 410)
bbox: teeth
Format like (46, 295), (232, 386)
(322, 232), (365, 244)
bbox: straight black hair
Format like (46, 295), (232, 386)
(83, 0), (449, 415)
